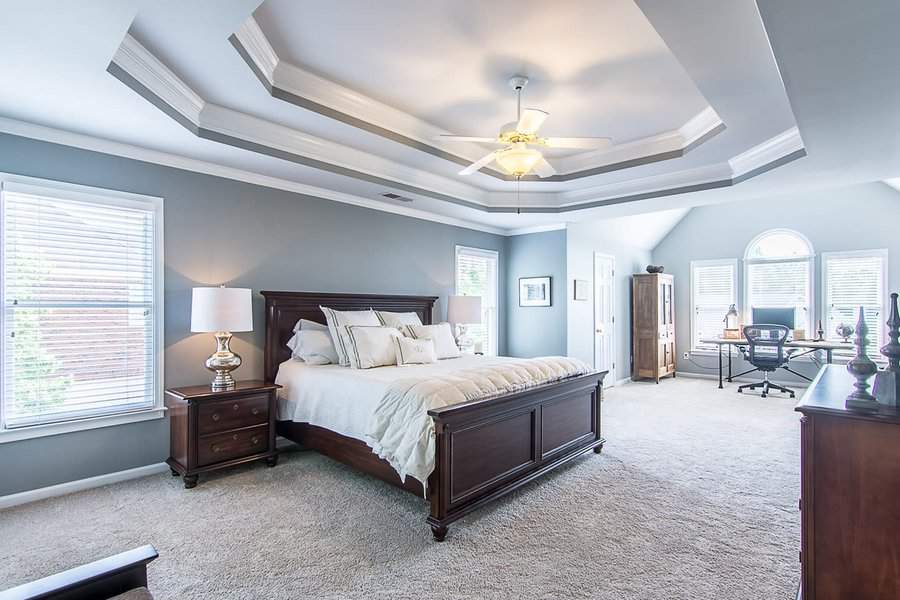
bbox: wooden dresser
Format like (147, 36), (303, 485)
(165, 380), (281, 488)
(795, 365), (900, 599)
(631, 272), (676, 383)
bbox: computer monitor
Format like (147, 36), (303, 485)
(751, 307), (795, 329)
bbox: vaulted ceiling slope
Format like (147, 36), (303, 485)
(0, 1), (896, 236)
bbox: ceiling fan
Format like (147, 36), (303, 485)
(438, 76), (612, 178)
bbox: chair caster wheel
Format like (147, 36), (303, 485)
(737, 389), (742, 393)
(790, 393), (795, 398)
(761, 394), (767, 398)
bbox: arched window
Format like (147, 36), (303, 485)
(744, 229), (814, 334)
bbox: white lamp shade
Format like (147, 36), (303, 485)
(448, 295), (482, 325)
(191, 287), (253, 333)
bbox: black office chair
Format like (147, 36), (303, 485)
(737, 324), (795, 398)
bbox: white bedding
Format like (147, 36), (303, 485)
(275, 354), (593, 488)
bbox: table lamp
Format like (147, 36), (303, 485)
(191, 286), (253, 390)
(448, 295), (482, 352)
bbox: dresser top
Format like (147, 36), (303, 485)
(166, 380), (280, 400)
(796, 365), (900, 424)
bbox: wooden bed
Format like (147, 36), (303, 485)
(263, 291), (607, 541)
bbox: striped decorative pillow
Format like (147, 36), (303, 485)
(320, 306), (381, 366)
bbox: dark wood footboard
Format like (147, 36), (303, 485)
(426, 370), (606, 540)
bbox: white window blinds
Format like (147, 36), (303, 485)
(455, 246), (499, 356)
(745, 259), (812, 333)
(1, 183), (161, 430)
(822, 250), (887, 356)
(691, 259), (737, 351)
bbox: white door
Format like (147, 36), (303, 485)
(594, 253), (616, 387)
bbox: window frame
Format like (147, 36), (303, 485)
(690, 258), (738, 353)
(743, 228), (815, 335)
(0, 173), (165, 443)
(820, 248), (888, 360)
(454, 245), (500, 356)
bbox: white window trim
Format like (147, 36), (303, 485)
(690, 258), (738, 354)
(454, 245), (500, 356)
(743, 229), (815, 335)
(0, 173), (165, 443)
(820, 248), (888, 363)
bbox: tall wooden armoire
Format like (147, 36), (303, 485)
(631, 273), (676, 383)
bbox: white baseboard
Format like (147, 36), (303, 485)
(0, 463), (169, 510)
(675, 370), (807, 389)
(614, 377), (632, 386)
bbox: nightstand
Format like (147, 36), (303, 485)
(165, 380), (281, 488)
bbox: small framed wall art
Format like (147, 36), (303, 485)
(574, 279), (590, 301)
(519, 276), (552, 307)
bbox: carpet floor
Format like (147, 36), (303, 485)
(0, 378), (801, 599)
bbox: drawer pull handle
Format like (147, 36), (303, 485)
(252, 437), (260, 445)
(232, 434), (238, 440)
(251, 408), (259, 415)
(212, 445), (221, 453)
(233, 404), (239, 411)
(212, 413), (220, 421)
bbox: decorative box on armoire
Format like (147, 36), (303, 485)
(631, 272), (676, 383)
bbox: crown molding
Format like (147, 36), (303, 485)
(728, 126), (803, 177)
(0, 116), (508, 235)
(507, 223), (568, 236)
(233, 17), (278, 82)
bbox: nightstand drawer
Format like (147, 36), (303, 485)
(197, 425), (269, 466)
(197, 394), (269, 435)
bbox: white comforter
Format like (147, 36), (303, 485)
(275, 355), (593, 489)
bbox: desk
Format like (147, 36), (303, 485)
(699, 337), (852, 389)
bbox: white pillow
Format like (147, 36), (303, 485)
(376, 310), (423, 331)
(405, 322), (460, 359)
(320, 307), (381, 366)
(393, 336), (437, 366)
(286, 319), (333, 360)
(297, 329), (339, 365)
(340, 325), (400, 369)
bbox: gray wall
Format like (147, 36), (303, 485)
(506, 229), (567, 357)
(0, 132), (507, 496)
(651, 182), (900, 381)
(567, 222), (651, 383)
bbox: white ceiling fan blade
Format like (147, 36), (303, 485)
(436, 135), (504, 144)
(543, 136), (612, 149)
(516, 108), (548, 134)
(459, 151), (498, 175)
(532, 157), (557, 178)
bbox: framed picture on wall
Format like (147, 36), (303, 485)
(574, 279), (590, 301)
(519, 276), (552, 307)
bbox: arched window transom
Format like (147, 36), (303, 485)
(745, 229), (813, 260)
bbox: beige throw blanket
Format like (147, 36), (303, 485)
(364, 356), (593, 489)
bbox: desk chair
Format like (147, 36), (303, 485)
(737, 324), (795, 398)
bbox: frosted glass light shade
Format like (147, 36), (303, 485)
(191, 287), (253, 333)
(495, 146), (542, 177)
(448, 295), (482, 325)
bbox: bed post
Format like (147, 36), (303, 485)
(593, 380), (605, 453)
(427, 421), (451, 542)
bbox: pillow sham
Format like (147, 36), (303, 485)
(376, 310), (423, 331)
(393, 336), (437, 366)
(320, 307), (381, 366)
(297, 329), (339, 365)
(405, 322), (460, 359)
(340, 325), (401, 369)
(286, 319), (334, 360)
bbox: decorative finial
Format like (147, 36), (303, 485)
(873, 292), (900, 407)
(846, 306), (879, 411)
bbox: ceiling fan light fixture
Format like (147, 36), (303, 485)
(495, 145), (543, 177)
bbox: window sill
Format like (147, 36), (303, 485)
(0, 408), (167, 444)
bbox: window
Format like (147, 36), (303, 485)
(744, 229), (814, 334)
(1, 176), (163, 437)
(455, 246), (499, 356)
(691, 259), (737, 351)
(822, 249), (887, 356)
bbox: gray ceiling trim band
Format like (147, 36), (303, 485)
(107, 58), (806, 215)
(228, 34), (723, 183)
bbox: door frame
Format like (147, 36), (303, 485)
(593, 252), (616, 386)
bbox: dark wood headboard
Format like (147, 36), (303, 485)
(261, 291), (439, 382)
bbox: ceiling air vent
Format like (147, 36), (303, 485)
(381, 192), (414, 202)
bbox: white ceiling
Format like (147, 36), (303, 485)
(255, 0), (709, 147)
(0, 0), (896, 239)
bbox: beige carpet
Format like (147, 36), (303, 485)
(0, 378), (801, 599)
